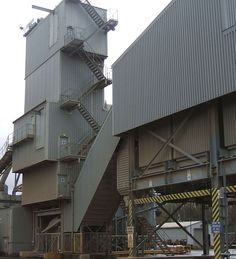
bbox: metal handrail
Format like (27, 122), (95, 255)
(0, 134), (13, 160)
(59, 130), (95, 159)
(13, 123), (34, 145)
(83, 41), (112, 80)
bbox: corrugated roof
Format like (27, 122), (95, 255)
(159, 221), (201, 229)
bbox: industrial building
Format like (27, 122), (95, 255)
(0, 0), (236, 258)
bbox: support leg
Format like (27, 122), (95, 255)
(202, 203), (210, 255)
(128, 194), (136, 257)
(212, 188), (222, 259)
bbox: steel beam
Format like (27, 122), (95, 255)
(141, 112), (193, 175)
(146, 130), (203, 165)
(32, 5), (54, 13)
(158, 202), (203, 248)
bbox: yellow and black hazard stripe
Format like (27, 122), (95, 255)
(213, 233), (221, 259)
(211, 188), (220, 221)
(134, 189), (210, 205)
(134, 184), (236, 205)
(211, 188), (221, 259)
(226, 184), (236, 194)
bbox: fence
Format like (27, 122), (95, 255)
(35, 233), (61, 253)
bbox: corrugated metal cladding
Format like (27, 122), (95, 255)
(25, 53), (60, 112)
(25, 2), (65, 78)
(113, 0), (236, 135)
(117, 138), (130, 195)
(25, 0), (108, 112)
(173, 107), (210, 158)
(223, 93), (236, 147)
(47, 102), (93, 160)
(221, 0), (236, 29)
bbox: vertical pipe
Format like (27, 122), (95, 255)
(202, 203), (209, 255)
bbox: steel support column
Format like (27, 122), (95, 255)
(209, 102), (224, 259)
(128, 135), (137, 257)
(202, 203), (210, 255)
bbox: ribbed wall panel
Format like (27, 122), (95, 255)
(223, 94), (236, 146)
(173, 108), (210, 158)
(60, 53), (90, 97)
(25, 2), (65, 78)
(221, 0), (236, 29)
(117, 139), (130, 195)
(48, 102), (91, 160)
(113, 0), (236, 135)
(25, 53), (60, 112)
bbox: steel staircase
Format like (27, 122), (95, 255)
(138, 217), (173, 255)
(0, 136), (13, 174)
(74, 109), (120, 230)
(78, 49), (106, 81)
(77, 134), (96, 160)
(80, 0), (105, 28)
(67, 0), (117, 32)
(77, 102), (100, 133)
(79, 0), (117, 32)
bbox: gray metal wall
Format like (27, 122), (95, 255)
(117, 95), (236, 192)
(13, 102), (48, 172)
(117, 138), (130, 195)
(25, 2), (65, 79)
(22, 162), (58, 205)
(25, 53), (61, 112)
(112, 0), (236, 135)
(73, 111), (120, 231)
(0, 207), (32, 255)
(65, 2), (107, 56)
(14, 0), (109, 172)
(25, 0), (108, 112)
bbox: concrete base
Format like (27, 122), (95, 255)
(116, 257), (213, 259)
(80, 255), (116, 259)
(64, 254), (116, 259)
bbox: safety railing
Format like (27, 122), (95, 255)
(35, 233), (61, 253)
(64, 26), (86, 47)
(59, 130), (95, 161)
(84, 40), (112, 81)
(0, 134), (13, 161)
(74, 232), (112, 254)
(13, 123), (34, 145)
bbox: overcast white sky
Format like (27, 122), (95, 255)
(0, 0), (171, 190)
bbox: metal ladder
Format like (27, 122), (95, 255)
(77, 102), (100, 133)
